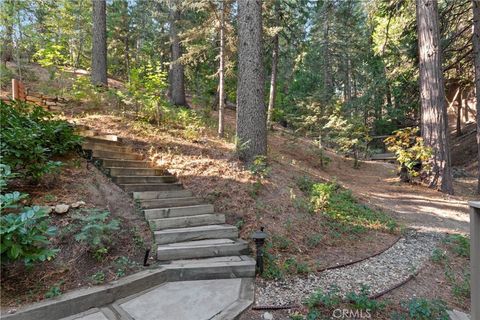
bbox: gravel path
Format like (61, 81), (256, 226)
(254, 230), (442, 306)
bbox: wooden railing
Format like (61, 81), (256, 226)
(470, 201), (480, 320)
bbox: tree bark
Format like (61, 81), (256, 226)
(416, 0), (454, 194)
(322, 1), (333, 104)
(168, 0), (187, 106)
(473, 0), (480, 193)
(236, 0), (266, 163)
(218, 0), (226, 137)
(267, 1), (279, 129)
(0, 0), (13, 66)
(91, 0), (108, 86)
(456, 88), (462, 136)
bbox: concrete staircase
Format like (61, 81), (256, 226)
(80, 132), (255, 279)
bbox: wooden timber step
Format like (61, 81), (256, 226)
(156, 239), (250, 261)
(133, 190), (193, 200)
(149, 213), (225, 231)
(96, 159), (152, 168)
(83, 135), (123, 146)
(120, 183), (183, 193)
(82, 141), (133, 153)
(139, 197), (203, 209)
(92, 150), (143, 161)
(112, 175), (177, 184)
(144, 204), (214, 220)
(154, 224), (238, 244)
(105, 167), (168, 176)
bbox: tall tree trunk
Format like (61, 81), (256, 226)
(416, 0), (454, 194)
(267, 1), (279, 129)
(0, 0), (13, 66)
(322, 1), (333, 104)
(473, 0), (480, 193)
(236, 0), (266, 163)
(456, 89), (462, 136)
(464, 89), (469, 122)
(218, 0), (226, 137)
(91, 0), (108, 86)
(168, 0), (186, 106)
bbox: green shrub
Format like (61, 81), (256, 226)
(0, 191), (58, 266)
(74, 210), (120, 257)
(44, 284), (62, 298)
(401, 298), (449, 320)
(300, 180), (397, 232)
(304, 287), (341, 309)
(444, 234), (470, 257)
(0, 101), (82, 182)
(345, 285), (385, 311)
(248, 155), (271, 179)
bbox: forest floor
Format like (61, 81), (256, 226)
(0, 64), (474, 317)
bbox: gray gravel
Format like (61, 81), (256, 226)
(254, 230), (442, 306)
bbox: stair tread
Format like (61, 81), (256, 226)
(144, 204), (212, 211)
(149, 213), (223, 221)
(154, 224), (236, 234)
(158, 238), (243, 248)
(166, 255), (254, 265)
(140, 196), (199, 203)
(133, 190), (193, 200)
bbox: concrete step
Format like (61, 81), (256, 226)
(164, 255), (256, 279)
(154, 224), (238, 244)
(149, 213), (225, 231)
(144, 204), (214, 220)
(97, 159), (152, 168)
(112, 175), (177, 184)
(82, 141), (133, 153)
(140, 197), (203, 209)
(156, 239), (250, 261)
(133, 190), (193, 200)
(92, 149), (143, 161)
(121, 183), (183, 193)
(105, 167), (168, 177)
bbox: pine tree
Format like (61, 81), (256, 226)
(236, 0), (267, 163)
(416, 0), (454, 194)
(168, 0), (187, 106)
(473, 0), (480, 193)
(92, 0), (108, 86)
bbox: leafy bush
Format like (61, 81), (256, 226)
(0, 191), (58, 266)
(249, 155), (271, 179)
(0, 101), (82, 182)
(384, 127), (432, 182)
(345, 285), (385, 311)
(401, 298), (449, 320)
(444, 234), (470, 257)
(299, 180), (397, 232)
(304, 287), (342, 309)
(74, 210), (120, 258)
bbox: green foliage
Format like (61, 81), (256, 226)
(262, 242), (284, 280)
(304, 287), (342, 309)
(0, 64), (15, 87)
(284, 257), (310, 274)
(248, 156), (271, 179)
(384, 127), (432, 180)
(443, 234), (470, 258)
(401, 298), (449, 320)
(306, 233), (323, 248)
(0, 163), (17, 191)
(299, 179), (397, 232)
(44, 285), (62, 298)
(0, 101), (82, 182)
(345, 285), (385, 311)
(272, 234), (292, 250)
(73, 210), (120, 257)
(431, 248), (447, 263)
(0, 192), (58, 266)
(114, 256), (138, 278)
(90, 271), (106, 284)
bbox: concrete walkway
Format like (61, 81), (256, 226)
(62, 278), (254, 320)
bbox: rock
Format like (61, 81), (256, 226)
(263, 312), (273, 320)
(71, 201), (86, 209)
(54, 204), (70, 214)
